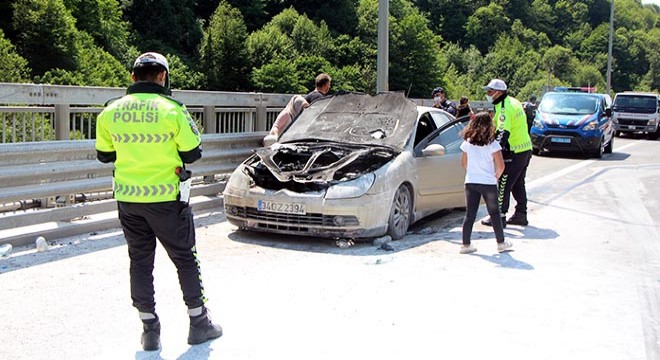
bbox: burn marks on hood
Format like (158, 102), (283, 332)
(244, 142), (398, 191)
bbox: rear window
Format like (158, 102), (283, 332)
(613, 95), (657, 113)
(539, 93), (599, 115)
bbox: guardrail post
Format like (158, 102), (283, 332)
(203, 105), (216, 134)
(256, 94), (267, 132)
(54, 104), (70, 140)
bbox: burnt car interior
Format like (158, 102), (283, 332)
(414, 112), (437, 146)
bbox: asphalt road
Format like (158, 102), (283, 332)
(1, 135), (659, 360)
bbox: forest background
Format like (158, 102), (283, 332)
(0, 0), (658, 101)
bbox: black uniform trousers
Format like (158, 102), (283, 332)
(118, 200), (206, 314)
(498, 150), (532, 216)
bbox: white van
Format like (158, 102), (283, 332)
(611, 92), (660, 140)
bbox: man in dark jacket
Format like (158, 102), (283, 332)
(431, 87), (457, 116)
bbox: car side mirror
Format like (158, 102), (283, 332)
(422, 144), (446, 156)
(605, 108), (612, 117)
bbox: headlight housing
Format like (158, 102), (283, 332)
(533, 118), (544, 129)
(582, 120), (598, 131)
(226, 167), (251, 191)
(648, 118), (658, 126)
(325, 173), (376, 199)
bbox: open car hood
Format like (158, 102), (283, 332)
(278, 92), (418, 150)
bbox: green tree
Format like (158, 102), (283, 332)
(0, 29), (30, 82)
(251, 58), (307, 93)
(200, 1), (250, 91)
(63, 0), (132, 64)
(542, 45), (574, 81)
(13, 0), (79, 76)
(167, 54), (204, 90)
(465, 3), (511, 53)
(38, 32), (129, 87)
(414, 0), (485, 45)
(389, 11), (443, 97)
(483, 35), (542, 95)
(122, 0), (202, 58)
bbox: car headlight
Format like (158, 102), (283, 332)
(325, 173), (376, 199)
(226, 167), (251, 191)
(582, 120), (598, 131)
(649, 118), (657, 126)
(533, 118), (544, 129)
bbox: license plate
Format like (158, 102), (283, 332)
(627, 125), (636, 129)
(551, 137), (571, 143)
(257, 200), (306, 215)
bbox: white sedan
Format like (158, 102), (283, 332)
(223, 93), (467, 239)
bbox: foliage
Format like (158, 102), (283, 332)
(200, 1), (250, 91)
(0, 0), (658, 96)
(0, 29), (30, 82)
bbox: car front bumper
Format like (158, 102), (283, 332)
(531, 131), (601, 154)
(223, 187), (391, 239)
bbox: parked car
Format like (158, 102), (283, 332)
(611, 92), (660, 140)
(223, 92), (468, 240)
(530, 89), (613, 158)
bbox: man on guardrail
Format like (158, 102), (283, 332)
(94, 52), (222, 351)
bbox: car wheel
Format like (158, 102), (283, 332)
(614, 131), (621, 137)
(387, 185), (411, 240)
(593, 137), (604, 159)
(532, 148), (540, 156)
(604, 135), (613, 154)
(648, 130), (659, 140)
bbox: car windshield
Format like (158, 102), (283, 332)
(278, 93), (418, 150)
(539, 93), (599, 115)
(613, 95), (657, 113)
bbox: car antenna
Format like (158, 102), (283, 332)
(406, 83), (413, 98)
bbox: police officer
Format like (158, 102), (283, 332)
(95, 52), (222, 351)
(481, 79), (532, 227)
(431, 87), (457, 116)
(522, 95), (538, 132)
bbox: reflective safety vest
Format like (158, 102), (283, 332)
(95, 92), (201, 203)
(494, 96), (532, 153)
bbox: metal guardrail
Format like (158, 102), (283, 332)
(0, 83), (291, 143)
(0, 132), (265, 245)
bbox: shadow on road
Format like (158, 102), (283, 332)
(472, 252), (534, 270)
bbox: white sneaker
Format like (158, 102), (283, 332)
(460, 245), (477, 254)
(497, 240), (513, 252)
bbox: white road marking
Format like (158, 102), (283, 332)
(527, 141), (640, 190)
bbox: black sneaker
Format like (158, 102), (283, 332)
(507, 213), (528, 226)
(188, 309), (223, 345)
(141, 319), (161, 351)
(481, 216), (507, 228)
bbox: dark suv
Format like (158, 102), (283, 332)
(530, 90), (613, 158)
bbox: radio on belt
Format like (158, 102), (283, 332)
(175, 167), (192, 203)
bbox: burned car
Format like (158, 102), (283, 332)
(223, 93), (467, 239)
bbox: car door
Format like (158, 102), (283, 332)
(412, 118), (468, 213)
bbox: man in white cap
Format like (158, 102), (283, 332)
(481, 79), (532, 228)
(95, 52), (222, 351)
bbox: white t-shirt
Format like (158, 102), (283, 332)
(460, 140), (501, 185)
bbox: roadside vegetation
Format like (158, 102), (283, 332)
(0, 0), (658, 100)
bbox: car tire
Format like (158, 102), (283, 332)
(648, 130), (659, 140)
(532, 148), (540, 156)
(614, 131), (621, 137)
(593, 137), (604, 159)
(604, 136), (613, 154)
(387, 185), (411, 240)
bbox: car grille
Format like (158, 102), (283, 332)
(542, 130), (582, 138)
(545, 123), (579, 129)
(617, 118), (648, 126)
(232, 206), (360, 228)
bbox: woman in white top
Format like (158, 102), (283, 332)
(459, 112), (512, 254)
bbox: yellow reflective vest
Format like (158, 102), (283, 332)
(95, 85), (201, 203)
(494, 95), (532, 154)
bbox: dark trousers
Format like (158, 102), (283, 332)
(498, 150), (532, 216)
(463, 183), (505, 245)
(118, 201), (206, 314)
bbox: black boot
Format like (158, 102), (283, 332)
(141, 318), (161, 351)
(507, 213), (528, 226)
(481, 216), (507, 228)
(188, 308), (223, 345)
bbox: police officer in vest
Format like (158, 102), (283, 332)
(481, 79), (532, 227)
(95, 52), (222, 351)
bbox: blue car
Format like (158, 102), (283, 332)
(530, 90), (614, 158)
